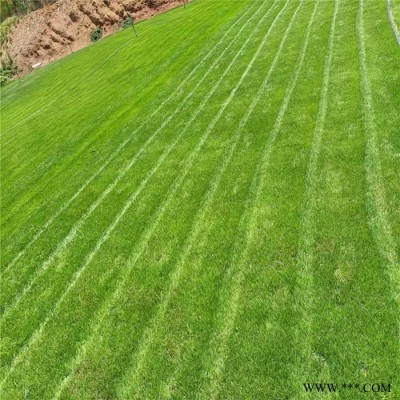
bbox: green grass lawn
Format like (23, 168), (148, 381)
(0, 0), (399, 398)
(392, 0), (400, 38)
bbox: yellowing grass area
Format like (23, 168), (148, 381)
(1, 0), (399, 398)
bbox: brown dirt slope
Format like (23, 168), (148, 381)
(2, 0), (184, 74)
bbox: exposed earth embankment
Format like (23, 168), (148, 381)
(2, 0), (183, 74)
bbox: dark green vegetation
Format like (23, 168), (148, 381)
(0, 57), (17, 86)
(0, 0), (55, 22)
(1, 0), (399, 398)
(0, 16), (19, 86)
(90, 26), (104, 43)
(0, 15), (18, 45)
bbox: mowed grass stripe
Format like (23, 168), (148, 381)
(196, 2), (326, 398)
(0, 0), (261, 291)
(207, 3), (334, 398)
(358, 0), (399, 315)
(0, 1), (252, 262)
(290, 0), (340, 394)
(365, 0), (400, 282)
(55, 3), (291, 396)
(143, 1), (325, 397)
(116, 1), (297, 398)
(300, 0), (399, 392)
(0, 0), (279, 391)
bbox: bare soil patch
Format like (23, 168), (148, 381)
(2, 0), (185, 75)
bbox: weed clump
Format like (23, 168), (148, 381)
(0, 56), (17, 86)
(90, 27), (103, 42)
(122, 17), (134, 29)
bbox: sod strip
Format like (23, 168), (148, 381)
(0, 1), (261, 277)
(114, 1), (322, 397)
(203, 6), (333, 400)
(194, 2), (331, 399)
(299, 0), (399, 394)
(116, 2), (304, 398)
(358, 0), (399, 332)
(194, 6), (331, 400)
(363, 0), (400, 298)
(0, 1), (250, 239)
(0, 0), (281, 389)
(288, 0), (340, 395)
(394, 0), (400, 28)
